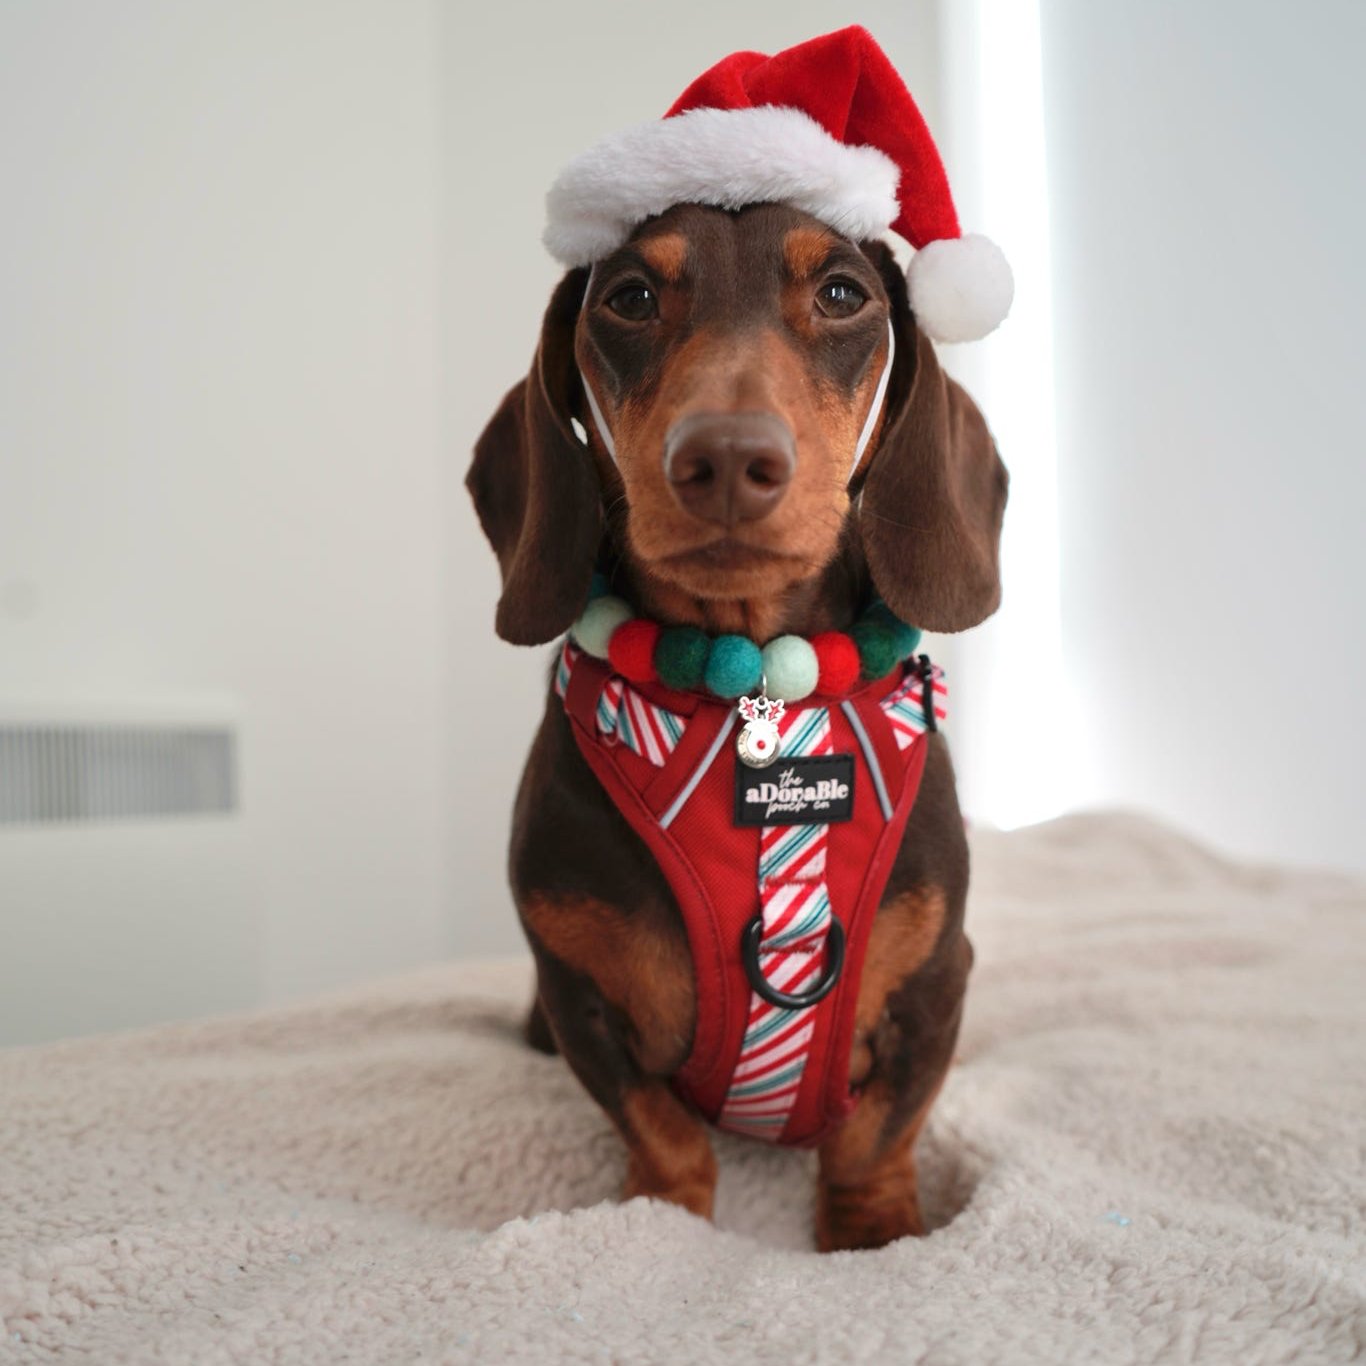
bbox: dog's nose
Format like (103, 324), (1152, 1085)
(663, 412), (796, 526)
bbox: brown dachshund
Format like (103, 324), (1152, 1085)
(467, 201), (1006, 1252)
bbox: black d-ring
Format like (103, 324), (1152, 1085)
(741, 912), (845, 1010)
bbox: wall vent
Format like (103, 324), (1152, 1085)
(0, 725), (236, 824)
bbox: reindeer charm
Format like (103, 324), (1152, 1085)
(736, 691), (785, 769)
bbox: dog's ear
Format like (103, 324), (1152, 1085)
(857, 243), (1009, 633)
(466, 269), (601, 645)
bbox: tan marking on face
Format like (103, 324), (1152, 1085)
(599, 326), (859, 611)
(574, 206), (894, 633)
(782, 224), (835, 280)
(846, 887), (948, 1088)
(637, 231), (689, 284)
(520, 892), (694, 1076)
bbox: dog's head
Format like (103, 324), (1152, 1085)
(467, 202), (1007, 645)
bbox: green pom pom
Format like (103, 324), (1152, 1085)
(587, 571), (610, 602)
(887, 620), (922, 658)
(851, 620), (899, 680)
(655, 626), (710, 690)
(704, 635), (763, 698)
(571, 595), (632, 659)
(761, 635), (818, 701)
(864, 601), (922, 658)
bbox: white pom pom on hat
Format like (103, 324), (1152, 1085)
(543, 25), (1012, 343)
(906, 233), (1015, 344)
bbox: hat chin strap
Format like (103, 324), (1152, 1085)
(575, 320), (895, 488)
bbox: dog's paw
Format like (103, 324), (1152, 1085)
(816, 1182), (925, 1252)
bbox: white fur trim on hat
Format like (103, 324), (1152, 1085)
(544, 105), (900, 267)
(906, 232), (1014, 343)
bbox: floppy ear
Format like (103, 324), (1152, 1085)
(857, 244), (1009, 633)
(466, 269), (602, 645)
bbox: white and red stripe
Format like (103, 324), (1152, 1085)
(718, 706), (837, 1139)
(555, 642), (685, 768)
(880, 664), (948, 751)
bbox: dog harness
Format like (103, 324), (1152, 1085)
(555, 639), (946, 1147)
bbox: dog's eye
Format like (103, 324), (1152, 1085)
(815, 279), (867, 319)
(606, 284), (658, 322)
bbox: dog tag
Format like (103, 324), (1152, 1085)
(735, 692), (784, 768)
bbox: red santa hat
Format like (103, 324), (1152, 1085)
(543, 26), (1012, 344)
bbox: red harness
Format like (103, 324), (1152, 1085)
(556, 642), (945, 1147)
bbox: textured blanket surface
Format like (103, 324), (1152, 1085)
(1, 812), (1363, 1365)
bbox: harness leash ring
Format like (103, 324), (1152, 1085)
(741, 912), (845, 1010)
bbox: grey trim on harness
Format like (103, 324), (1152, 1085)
(840, 700), (894, 822)
(660, 709), (737, 830)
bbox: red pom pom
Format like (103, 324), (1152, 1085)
(607, 619), (661, 683)
(811, 632), (860, 695)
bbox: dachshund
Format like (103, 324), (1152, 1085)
(467, 200), (1006, 1252)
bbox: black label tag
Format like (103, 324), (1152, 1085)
(733, 754), (856, 828)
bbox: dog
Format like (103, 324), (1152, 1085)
(467, 29), (1007, 1252)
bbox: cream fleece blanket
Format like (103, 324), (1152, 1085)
(1, 812), (1363, 1365)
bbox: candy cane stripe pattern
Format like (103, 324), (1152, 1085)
(718, 705), (837, 1139)
(555, 642), (685, 767)
(880, 663), (948, 750)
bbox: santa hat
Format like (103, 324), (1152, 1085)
(543, 26), (1012, 344)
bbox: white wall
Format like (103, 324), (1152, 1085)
(1038, 0), (1366, 871)
(0, 1), (451, 1040)
(11, 1), (1356, 1043)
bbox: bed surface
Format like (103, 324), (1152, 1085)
(2, 812), (1362, 1364)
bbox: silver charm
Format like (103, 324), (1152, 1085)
(736, 689), (785, 769)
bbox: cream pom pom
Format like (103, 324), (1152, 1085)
(571, 596), (633, 659)
(761, 635), (819, 702)
(907, 232), (1014, 343)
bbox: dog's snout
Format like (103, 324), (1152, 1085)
(663, 412), (796, 526)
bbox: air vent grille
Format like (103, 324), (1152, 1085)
(0, 725), (236, 824)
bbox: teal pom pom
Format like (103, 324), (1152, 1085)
(761, 635), (819, 701)
(655, 626), (710, 690)
(864, 601), (922, 658)
(704, 635), (762, 698)
(571, 595), (632, 659)
(851, 620), (899, 680)
(587, 571), (610, 602)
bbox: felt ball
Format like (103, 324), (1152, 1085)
(704, 635), (763, 699)
(851, 619), (899, 680)
(864, 602), (923, 660)
(760, 635), (819, 701)
(607, 618), (660, 683)
(889, 621), (923, 659)
(654, 626), (710, 691)
(587, 570), (611, 601)
(810, 632), (861, 696)
(571, 595), (632, 659)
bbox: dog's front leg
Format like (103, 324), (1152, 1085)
(815, 921), (972, 1252)
(530, 938), (716, 1219)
